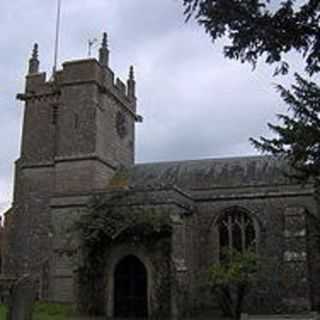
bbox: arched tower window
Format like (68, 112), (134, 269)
(218, 207), (256, 259)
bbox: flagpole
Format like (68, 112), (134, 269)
(53, 0), (62, 75)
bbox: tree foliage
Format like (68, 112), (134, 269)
(251, 73), (320, 184)
(183, 0), (320, 184)
(208, 249), (258, 319)
(183, 0), (320, 75)
(78, 194), (172, 250)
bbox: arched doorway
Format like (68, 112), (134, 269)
(114, 255), (148, 318)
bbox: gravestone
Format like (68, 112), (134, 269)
(0, 276), (16, 305)
(7, 275), (37, 320)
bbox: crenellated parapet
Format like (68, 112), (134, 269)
(18, 51), (57, 103)
(18, 33), (139, 118)
(61, 58), (138, 117)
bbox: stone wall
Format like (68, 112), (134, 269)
(195, 183), (318, 313)
(49, 188), (195, 318)
(4, 53), (138, 291)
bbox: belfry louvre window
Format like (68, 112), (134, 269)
(52, 105), (58, 125)
(218, 208), (256, 255)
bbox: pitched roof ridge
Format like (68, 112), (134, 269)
(134, 154), (276, 168)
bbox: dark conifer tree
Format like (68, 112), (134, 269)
(182, 0), (320, 183)
(182, 0), (320, 75)
(251, 74), (320, 184)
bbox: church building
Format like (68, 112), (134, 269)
(3, 33), (320, 318)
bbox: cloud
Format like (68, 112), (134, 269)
(0, 0), (302, 206)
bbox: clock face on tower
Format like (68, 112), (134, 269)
(116, 111), (128, 139)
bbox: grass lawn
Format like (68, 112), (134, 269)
(33, 302), (74, 320)
(0, 302), (74, 320)
(0, 305), (6, 319)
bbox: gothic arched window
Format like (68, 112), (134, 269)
(218, 207), (256, 258)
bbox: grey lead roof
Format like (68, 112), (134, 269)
(110, 155), (290, 191)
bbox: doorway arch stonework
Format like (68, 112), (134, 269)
(114, 255), (148, 318)
(105, 245), (154, 318)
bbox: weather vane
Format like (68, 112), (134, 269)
(88, 38), (98, 57)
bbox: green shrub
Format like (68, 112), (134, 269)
(208, 249), (258, 319)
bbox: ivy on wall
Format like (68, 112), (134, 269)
(74, 192), (173, 315)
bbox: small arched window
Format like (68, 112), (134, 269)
(218, 207), (256, 259)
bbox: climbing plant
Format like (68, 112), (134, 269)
(74, 192), (173, 315)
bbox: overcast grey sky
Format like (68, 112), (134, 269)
(0, 0), (304, 214)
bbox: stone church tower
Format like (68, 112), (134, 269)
(4, 33), (140, 294)
(4, 32), (320, 319)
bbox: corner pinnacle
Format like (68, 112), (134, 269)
(127, 65), (136, 100)
(32, 43), (39, 59)
(28, 42), (40, 74)
(129, 65), (135, 81)
(99, 32), (109, 67)
(102, 32), (108, 49)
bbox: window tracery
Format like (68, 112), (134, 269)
(218, 208), (256, 259)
